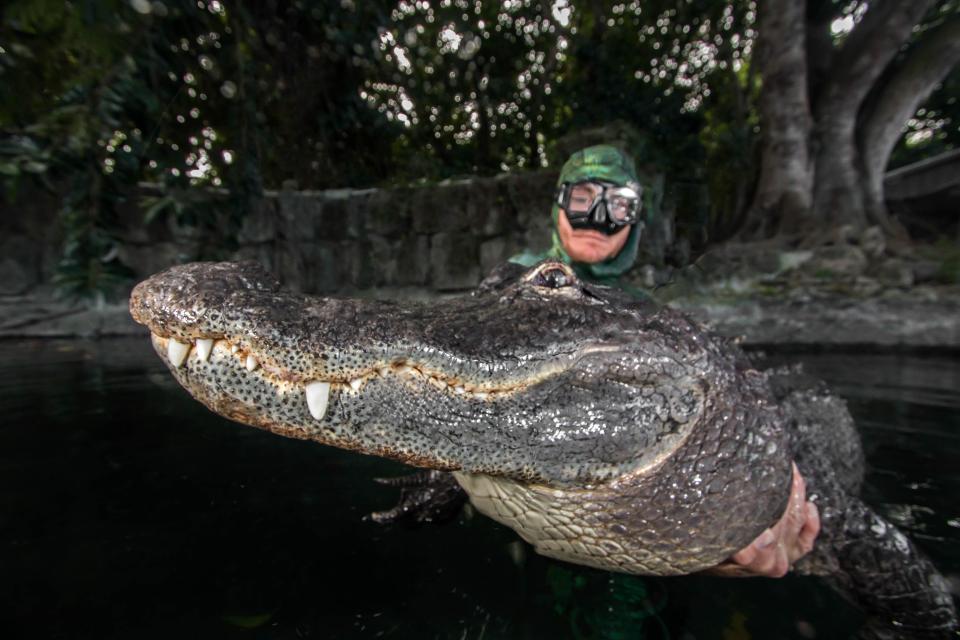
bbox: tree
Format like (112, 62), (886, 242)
(1, 0), (401, 297)
(746, 0), (960, 244)
(4, 0), (957, 299)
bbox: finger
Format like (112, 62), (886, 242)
(791, 465), (806, 511)
(744, 530), (781, 570)
(770, 548), (790, 578)
(731, 544), (757, 566)
(807, 501), (821, 536)
(750, 545), (782, 577)
(732, 526), (775, 566)
(796, 502), (820, 556)
(784, 465), (808, 537)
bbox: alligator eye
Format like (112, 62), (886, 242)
(533, 265), (575, 289)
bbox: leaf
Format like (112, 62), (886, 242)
(8, 43), (35, 60)
(23, 161), (48, 174)
(141, 194), (176, 223)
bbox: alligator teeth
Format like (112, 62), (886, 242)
(245, 355), (259, 371)
(231, 344), (239, 354)
(349, 378), (363, 391)
(454, 385), (465, 394)
(167, 339), (190, 367)
(475, 392), (489, 400)
(305, 381), (331, 420)
(195, 338), (214, 362)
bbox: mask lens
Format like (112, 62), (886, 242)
(604, 186), (640, 224)
(560, 180), (639, 235)
(607, 196), (632, 223)
(567, 183), (599, 214)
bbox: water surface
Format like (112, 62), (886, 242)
(1, 339), (957, 639)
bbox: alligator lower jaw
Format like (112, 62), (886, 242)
(152, 333), (550, 420)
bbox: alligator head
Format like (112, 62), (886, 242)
(130, 260), (792, 576)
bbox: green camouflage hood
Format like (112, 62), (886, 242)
(513, 144), (644, 282)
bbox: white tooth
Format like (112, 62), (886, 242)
(245, 355), (258, 371)
(379, 367), (391, 376)
(167, 339), (190, 367)
(350, 378), (363, 391)
(475, 392), (489, 400)
(195, 339), (214, 362)
(305, 381), (331, 420)
(399, 365), (414, 376)
(231, 344), (239, 354)
(454, 385), (465, 394)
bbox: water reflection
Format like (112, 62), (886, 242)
(0, 340), (956, 639)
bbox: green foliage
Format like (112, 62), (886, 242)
(698, 57), (760, 242)
(51, 167), (134, 302)
(3, 0), (394, 297)
(2, 0), (957, 297)
(544, 565), (668, 639)
(364, 0), (751, 179)
(917, 236), (960, 284)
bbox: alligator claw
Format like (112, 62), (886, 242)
(366, 470), (467, 525)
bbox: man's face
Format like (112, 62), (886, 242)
(557, 204), (631, 264)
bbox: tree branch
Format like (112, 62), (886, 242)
(814, 0), (938, 121)
(809, 1), (938, 231)
(861, 14), (960, 181)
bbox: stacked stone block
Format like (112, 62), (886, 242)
(235, 170), (557, 294)
(2, 166), (671, 298)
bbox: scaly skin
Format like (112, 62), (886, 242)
(130, 260), (957, 637)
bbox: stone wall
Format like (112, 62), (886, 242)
(0, 187), (63, 295)
(2, 167), (674, 298)
(233, 169), (558, 294)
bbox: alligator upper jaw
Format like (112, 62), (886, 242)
(129, 260), (594, 392)
(129, 259), (639, 419)
(131, 261), (710, 486)
(150, 330), (621, 416)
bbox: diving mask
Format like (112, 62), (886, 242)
(555, 179), (642, 235)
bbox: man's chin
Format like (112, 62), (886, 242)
(567, 243), (613, 263)
(559, 223), (629, 264)
(570, 229), (610, 242)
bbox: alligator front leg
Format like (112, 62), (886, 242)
(366, 470), (467, 525)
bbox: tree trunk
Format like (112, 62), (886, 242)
(744, 0), (813, 238)
(860, 15), (960, 231)
(810, 0), (938, 235)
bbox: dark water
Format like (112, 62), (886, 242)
(1, 339), (958, 639)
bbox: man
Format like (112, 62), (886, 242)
(513, 144), (820, 577)
(511, 144), (647, 291)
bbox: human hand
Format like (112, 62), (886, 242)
(707, 462), (820, 578)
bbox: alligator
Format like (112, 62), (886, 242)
(130, 259), (958, 638)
